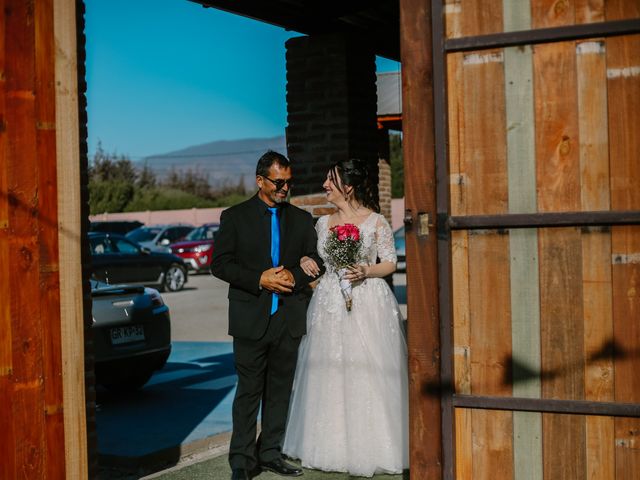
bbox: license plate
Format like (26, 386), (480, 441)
(110, 325), (145, 345)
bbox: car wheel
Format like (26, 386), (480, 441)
(163, 263), (186, 292)
(100, 370), (155, 392)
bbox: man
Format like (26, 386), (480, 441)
(211, 151), (323, 480)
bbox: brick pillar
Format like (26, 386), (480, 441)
(377, 128), (392, 225)
(285, 33), (379, 199)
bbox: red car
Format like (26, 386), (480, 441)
(170, 223), (220, 273)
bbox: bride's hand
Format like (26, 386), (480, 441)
(300, 256), (320, 277)
(344, 264), (368, 282)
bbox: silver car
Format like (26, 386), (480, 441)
(126, 224), (194, 253)
(91, 280), (171, 391)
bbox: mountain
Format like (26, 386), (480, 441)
(141, 136), (287, 190)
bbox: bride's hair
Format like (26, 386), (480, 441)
(329, 158), (380, 213)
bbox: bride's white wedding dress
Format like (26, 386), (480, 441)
(283, 213), (409, 477)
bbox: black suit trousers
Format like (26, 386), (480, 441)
(229, 308), (301, 470)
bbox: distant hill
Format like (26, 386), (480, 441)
(141, 136), (287, 190)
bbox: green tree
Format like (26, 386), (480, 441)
(88, 144), (137, 214)
(137, 161), (157, 189)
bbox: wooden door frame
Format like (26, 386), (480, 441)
(401, 1), (640, 478)
(56, 0), (89, 477)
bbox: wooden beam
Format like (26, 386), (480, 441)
(54, 0), (88, 477)
(399, 0), (442, 478)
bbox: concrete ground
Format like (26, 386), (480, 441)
(143, 454), (408, 480)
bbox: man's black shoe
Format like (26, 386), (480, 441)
(259, 457), (303, 477)
(231, 468), (249, 480)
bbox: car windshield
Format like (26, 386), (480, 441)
(127, 227), (161, 242)
(185, 225), (217, 241)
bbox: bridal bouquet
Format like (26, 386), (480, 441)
(324, 223), (362, 311)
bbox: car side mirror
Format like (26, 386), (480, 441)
(159, 238), (170, 246)
(140, 247), (151, 255)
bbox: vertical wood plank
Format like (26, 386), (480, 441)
(468, 231), (513, 480)
(457, 5), (512, 478)
(452, 229), (472, 480)
(35, 0), (66, 477)
(0, 0), (11, 379)
(503, 2), (543, 479)
(576, 38), (615, 480)
(0, 2), (16, 477)
(399, 1), (442, 478)
(447, 43), (473, 478)
(533, 19), (587, 475)
(454, 0), (504, 37)
(6, 0), (46, 478)
(606, 0), (640, 471)
(461, 50), (507, 216)
(54, 0), (90, 476)
(531, 0), (575, 28)
(575, 0), (604, 24)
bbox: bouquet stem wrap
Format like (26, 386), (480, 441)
(337, 268), (353, 312)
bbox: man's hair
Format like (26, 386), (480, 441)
(256, 150), (290, 177)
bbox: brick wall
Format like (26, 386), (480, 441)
(285, 33), (379, 197)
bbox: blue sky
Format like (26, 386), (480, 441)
(85, 0), (400, 160)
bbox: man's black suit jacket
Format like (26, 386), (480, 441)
(211, 195), (323, 340)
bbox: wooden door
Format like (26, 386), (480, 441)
(401, 1), (640, 479)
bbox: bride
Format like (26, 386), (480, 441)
(283, 158), (409, 477)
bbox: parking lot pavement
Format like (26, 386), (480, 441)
(97, 341), (236, 468)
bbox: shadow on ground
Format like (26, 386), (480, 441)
(97, 342), (236, 475)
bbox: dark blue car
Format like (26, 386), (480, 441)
(89, 232), (188, 292)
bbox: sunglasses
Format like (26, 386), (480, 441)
(260, 175), (294, 190)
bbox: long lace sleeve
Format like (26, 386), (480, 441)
(375, 215), (397, 263)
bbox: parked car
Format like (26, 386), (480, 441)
(91, 279), (171, 391)
(126, 224), (194, 253)
(90, 220), (144, 235)
(170, 223), (220, 273)
(89, 232), (188, 292)
(394, 226), (406, 272)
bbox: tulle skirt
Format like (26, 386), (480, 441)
(283, 274), (409, 477)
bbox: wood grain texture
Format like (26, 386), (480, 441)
(6, 2), (47, 478)
(532, 0), (575, 28)
(607, 11), (640, 474)
(452, 229), (471, 478)
(468, 232), (513, 480)
(448, 49), (472, 480)
(539, 228), (586, 478)
(607, 14), (640, 480)
(575, 0), (604, 24)
(533, 8), (586, 473)
(577, 36), (615, 480)
(0, 0), (12, 379)
(503, 4), (542, 477)
(461, 49), (508, 215)
(0, 2), (16, 478)
(449, 0), (504, 37)
(54, 0), (90, 476)
(36, 1), (66, 476)
(399, 0), (442, 477)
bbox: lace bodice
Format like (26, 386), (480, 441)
(316, 213), (397, 273)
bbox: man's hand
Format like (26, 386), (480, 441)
(260, 266), (294, 294)
(279, 268), (295, 285)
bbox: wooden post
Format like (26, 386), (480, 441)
(399, 1), (442, 478)
(55, 0), (89, 477)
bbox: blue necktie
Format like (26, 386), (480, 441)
(268, 207), (280, 315)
